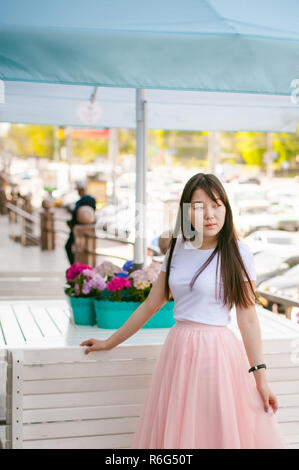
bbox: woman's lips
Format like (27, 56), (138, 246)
(205, 224), (216, 228)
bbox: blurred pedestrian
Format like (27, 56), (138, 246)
(65, 182), (96, 265)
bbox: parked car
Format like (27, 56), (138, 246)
(238, 177), (261, 185)
(269, 200), (299, 232)
(266, 187), (299, 205)
(244, 229), (299, 255)
(257, 263), (299, 316)
(258, 263), (299, 296)
(235, 200), (278, 237)
(253, 249), (299, 285)
(96, 202), (163, 247)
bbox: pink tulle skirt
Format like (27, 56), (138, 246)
(131, 320), (289, 449)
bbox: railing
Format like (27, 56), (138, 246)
(6, 201), (40, 246)
(256, 288), (299, 321)
(4, 199), (161, 267)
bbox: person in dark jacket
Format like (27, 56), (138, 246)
(65, 182), (96, 265)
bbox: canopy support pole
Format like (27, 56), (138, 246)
(208, 131), (218, 174)
(266, 132), (274, 179)
(66, 125), (72, 187)
(133, 89), (147, 270)
(108, 128), (119, 205)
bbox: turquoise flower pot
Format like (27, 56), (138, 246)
(93, 299), (175, 329)
(68, 296), (96, 326)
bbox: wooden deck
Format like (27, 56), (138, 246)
(1, 299), (299, 448)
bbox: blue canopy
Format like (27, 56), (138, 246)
(1, 0), (299, 95)
(1, 81), (299, 132)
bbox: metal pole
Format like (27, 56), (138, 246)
(66, 126), (72, 187)
(108, 129), (119, 205)
(143, 100), (148, 267)
(208, 131), (217, 174)
(134, 89), (147, 270)
(53, 126), (60, 162)
(266, 132), (274, 179)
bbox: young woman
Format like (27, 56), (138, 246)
(80, 173), (288, 449)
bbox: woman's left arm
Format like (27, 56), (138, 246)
(236, 281), (278, 413)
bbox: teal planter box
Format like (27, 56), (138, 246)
(68, 296), (96, 326)
(93, 299), (175, 329)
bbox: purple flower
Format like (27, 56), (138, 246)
(74, 283), (80, 296)
(82, 281), (92, 295)
(90, 276), (106, 291)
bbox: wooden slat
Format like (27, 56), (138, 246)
(23, 359), (157, 380)
(271, 380), (299, 395)
(267, 367), (299, 381)
(62, 307), (72, 319)
(261, 338), (299, 354)
(263, 353), (299, 368)
(0, 323), (6, 346)
(0, 305), (25, 345)
(46, 307), (71, 334)
(23, 389), (146, 409)
(286, 434), (299, 444)
(22, 344), (162, 364)
(12, 305), (44, 341)
(23, 403), (142, 424)
(276, 408), (299, 422)
(288, 443), (299, 449)
(275, 394), (299, 408)
(280, 421), (299, 435)
(0, 361), (7, 420)
(29, 307), (62, 337)
(22, 416), (138, 440)
(22, 433), (133, 449)
(23, 374), (151, 395)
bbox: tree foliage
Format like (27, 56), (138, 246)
(2, 125), (299, 167)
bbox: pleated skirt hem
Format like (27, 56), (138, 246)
(130, 320), (289, 449)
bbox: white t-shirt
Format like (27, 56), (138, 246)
(161, 235), (256, 326)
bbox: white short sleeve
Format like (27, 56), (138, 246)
(239, 242), (256, 281)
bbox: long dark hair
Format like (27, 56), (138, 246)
(164, 173), (261, 310)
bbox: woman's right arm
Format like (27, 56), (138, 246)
(80, 270), (169, 354)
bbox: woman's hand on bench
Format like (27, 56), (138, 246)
(80, 338), (111, 354)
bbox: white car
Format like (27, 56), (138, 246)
(244, 229), (299, 255)
(253, 249), (299, 285)
(234, 200), (278, 237)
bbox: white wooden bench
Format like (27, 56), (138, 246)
(1, 299), (299, 448)
(4, 345), (162, 449)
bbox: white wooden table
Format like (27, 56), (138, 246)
(0, 299), (171, 349)
(1, 300), (299, 449)
(1, 298), (299, 348)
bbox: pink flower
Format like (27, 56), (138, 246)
(106, 277), (131, 292)
(66, 263), (93, 281)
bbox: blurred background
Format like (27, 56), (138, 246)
(1, 123), (299, 322)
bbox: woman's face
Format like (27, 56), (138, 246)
(189, 187), (226, 243)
